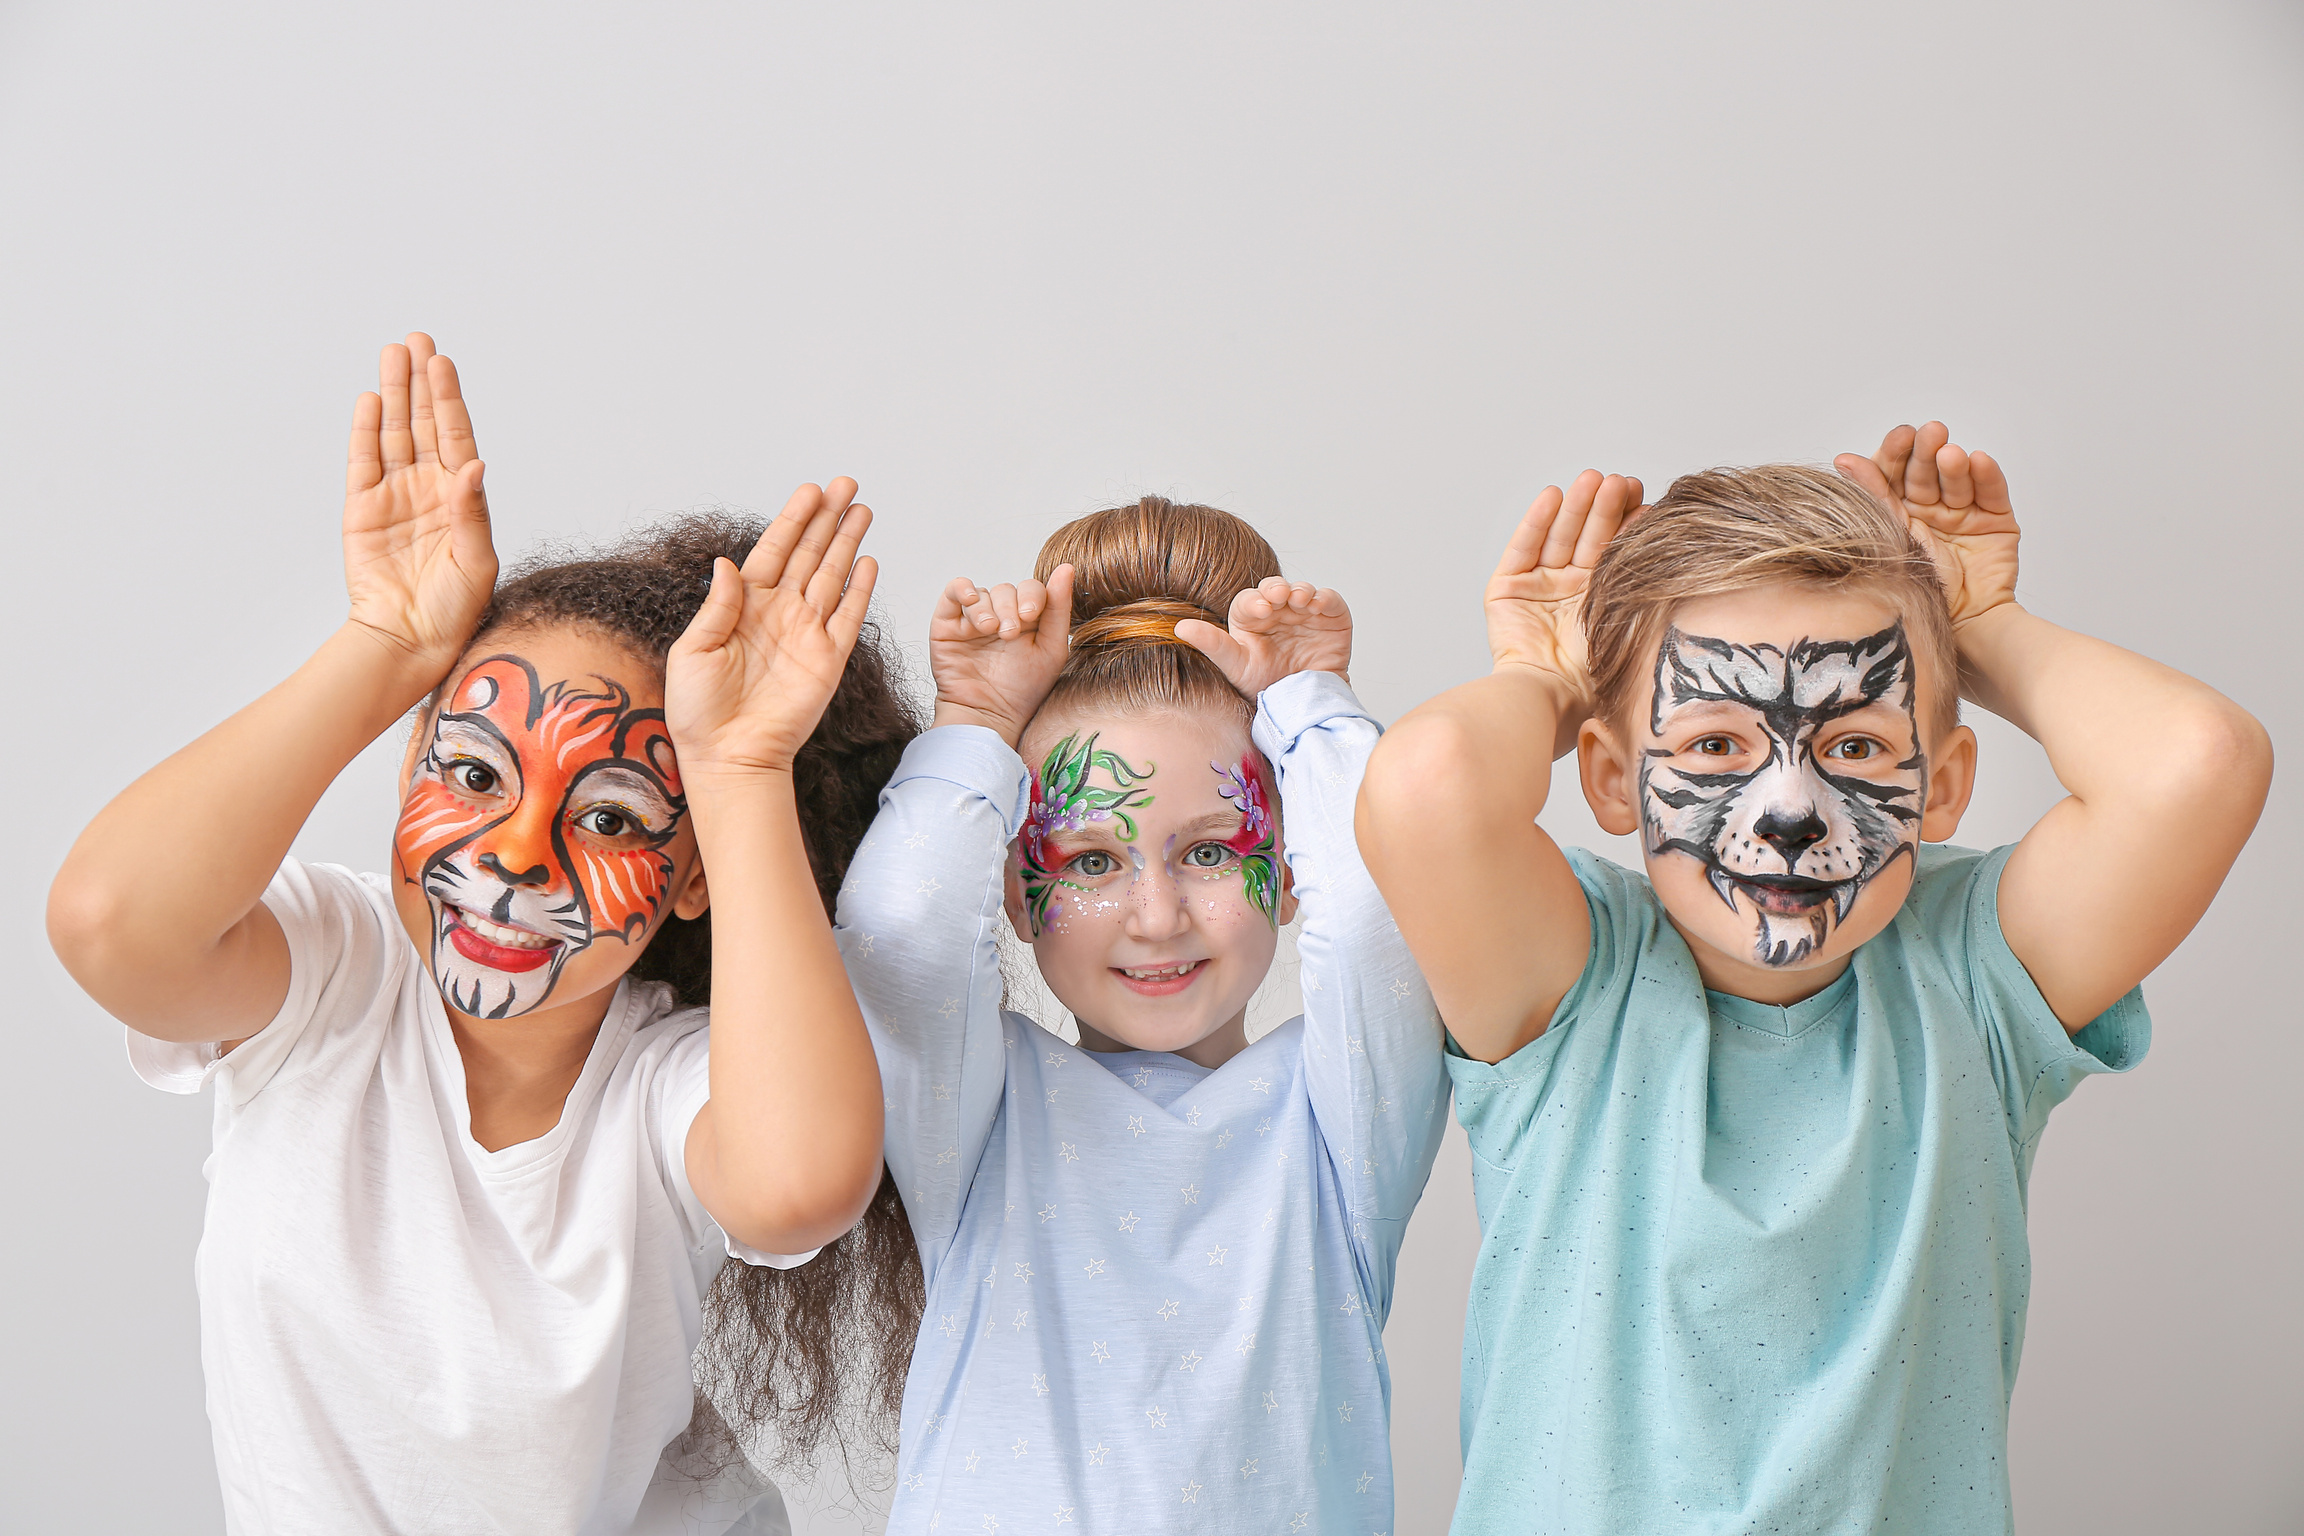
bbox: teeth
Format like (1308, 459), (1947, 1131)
(452, 906), (556, 950)
(1122, 963), (1199, 980)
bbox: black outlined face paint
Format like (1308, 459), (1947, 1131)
(1639, 621), (1925, 967)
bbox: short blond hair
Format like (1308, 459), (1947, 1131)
(1582, 465), (1959, 741)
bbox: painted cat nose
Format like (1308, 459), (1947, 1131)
(1753, 808), (1828, 866)
(477, 851), (550, 886)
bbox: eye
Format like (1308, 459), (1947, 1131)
(446, 760), (499, 795)
(1691, 735), (1737, 757)
(1067, 850), (1118, 878)
(1183, 842), (1234, 869)
(575, 808), (630, 838)
(1825, 737), (1879, 761)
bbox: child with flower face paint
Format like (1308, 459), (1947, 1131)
(1358, 435), (2272, 1535)
(835, 498), (1447, 1533)
(47, 335), (915, 1535)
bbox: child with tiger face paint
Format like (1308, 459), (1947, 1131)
(48, 335), (917, 1536)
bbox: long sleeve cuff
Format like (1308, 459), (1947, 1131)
(888, 724), (1033, 837)
(1252, 670), (1369, 761)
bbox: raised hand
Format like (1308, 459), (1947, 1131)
(666, 480), (879, 777)
(1486, 470), (1644, 692)
(929, 565), (1074, 745)
(342, 334), (497, 676)
(1176, 577), (1351, 698)
(1835, 422), (2020, 628)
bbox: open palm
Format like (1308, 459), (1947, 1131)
(1836, 422), (2020, 628)
(1176, 577), (1352, 697)
(929, 566), (1074, 744)
(666, 480), (879, 775)
(342, 334), (496, 670)
(1487, 470), (1643, 685)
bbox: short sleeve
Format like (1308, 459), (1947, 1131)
(1444, 848), (1647, 1177)
(650, 1020), (819, 1271)
(126, 859), (398, 1105)
(1907, 843), (2150, 1155)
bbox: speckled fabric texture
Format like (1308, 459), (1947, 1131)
(1446, 843), (2147, 1535)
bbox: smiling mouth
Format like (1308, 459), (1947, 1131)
(1718, 870), (1859, 921)
(442, 903), (563, 973)
(1113, 960), (1207, 996)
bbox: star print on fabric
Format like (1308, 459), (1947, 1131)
(1156, 1299), (1179, 1321)
(1145, 1406), (1169, 1429)
(1263, 1390), (1278, 1413)
(925, 1411), (947, 1434)
(1045, 1051), (1067, 1066)
(1005, 1202), (1015, 1218)
(1012, 1309), (1030, 1330)
(1088, 1442), (1110, 1465)
(1206, 1244), (1227, 1265)
(938, 997), (960, 1017)
(1340, 1294), (1361, 1317)
(1181, 1184), (1201, 1204)
(1179, 1350), (1202, 1372)
(1215, 1128), (1232, 1148)
(1288, 1514), (1309, 1531)
(1083, 1257), (1107, 1278)
(1240, 1458), (1260, 1478)
(1059, 1142), (1079, 1162)
(1375, 1096), (1391, 1116)
(1260, 1208), (1277, 1231)
(1276, 1151), (1290, 1167)
(1238, 1331), (1257, 1355)
(1131, 1067), (1153, 1087)
(916, 877), (941, 896)
(1046, 1087), (1060, 1104)
(1090, 1340), (1111, 1363)
(1180, 1480), (1203, 1504)
(1389, 975), (1414, 1000)
(1032, 1374), (1049, 1397)
(1118, 1211), (1141, 1232)
(1053, 1509), (1074, 1525)
(1256, 1118), (1272, 1136)
(982, 1267), (996, 1285)
(903, 831), (929, 849)
(980, 1517), (997, 1534)
(1356, 1471), (1375, 1493)
(905, 1472), (923, 1491)
(1347, 1034), (1366, 1056)
(965, 1450), (982, 1472)
(1037, 1205), (1057, 1223)
(1012, 1438), (1028, 1458)
(939, 1313), (961, 1338)
(934, 1147), (957, 1165)
(1184, 1106), (1203, 1126)
(1337, 1401), (1354, 1422)
(1126, 1115), (1147, 1137)
(1248, 1076), (1273, 1094)
(1238, 1295), (1254, 1310)
(1014, 1262), (1034, 1281)
(857, 934), (876, 956)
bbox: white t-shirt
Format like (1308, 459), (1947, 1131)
(131, 858), (806, 1536)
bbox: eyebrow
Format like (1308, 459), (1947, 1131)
(1043, 811), (1242, 847)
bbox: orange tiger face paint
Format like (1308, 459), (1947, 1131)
(392, 654), (688, 1019)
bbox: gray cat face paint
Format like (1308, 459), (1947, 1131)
(1639, 621), (1926, 967)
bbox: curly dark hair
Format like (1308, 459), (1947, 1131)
(458, 509), (924, 1478)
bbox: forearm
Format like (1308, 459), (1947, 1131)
(1958, 604), (2270, 812)
(48, 623), (442, 1026)
(687, 770), (886, 1251)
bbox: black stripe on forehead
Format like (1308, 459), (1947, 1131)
(1650, 621), (1915, 737)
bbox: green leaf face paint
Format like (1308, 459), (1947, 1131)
(1019, 732), (1157, 935)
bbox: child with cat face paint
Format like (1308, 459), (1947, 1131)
(835, 499), (1448, 1533)
(46, 336), (920, 1535)
(1358, 429), (2273, 1535)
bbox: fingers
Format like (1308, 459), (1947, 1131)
(1539, 470), (1607, 567)
(347, 391), (384, 494)
(1934, 442), (1975, 510)
(1495, 486), (1566, 578)
(828, 556), (879, 650)
(756, 477), (857, 594)
(1037, 564), (1076, 657)
(1968, 450), (2013, 514)
(677, 558), (746, 655)
(984, 583), (1025, 638)
(1174, 617), (1249, 677)
(406, 333), (441, 464)
(931, 575), (982, 635)
(378, 344), (414, 473)
(1571, 474), (1639, 567)
(802, 503), (873, 612)
(449, 459), (495, 573)
(1905, 421), (1950, 504)
(427, 353), (480, 472)
(746, 483), (828, 589)
(1869, 424), (1917, 499)
(1834, 452), (1898, 507)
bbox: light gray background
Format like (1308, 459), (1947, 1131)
(2, 2), (2296, 1531)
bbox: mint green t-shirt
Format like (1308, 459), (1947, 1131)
(1445, 843), (2147, 1535)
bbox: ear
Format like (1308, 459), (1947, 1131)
(672, 856), (712, 920)
(1919, 723), (1978, 842)
(396, 702), (436, 793)
(1275, 829), (1301, 928)
(1002, 856), (1036, 944)
(1579, 717), (1642, 838)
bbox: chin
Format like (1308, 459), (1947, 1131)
(1657, 863), (1912, 976)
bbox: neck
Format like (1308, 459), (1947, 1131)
(1076, 1007), (1250, 1071)
(1666, 914), (1855, 1006)
(446, 986), (617, 1152)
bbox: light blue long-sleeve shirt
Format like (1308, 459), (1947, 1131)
(836, 671), (1447, 1535)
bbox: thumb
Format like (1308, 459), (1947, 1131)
(1834, 453), (1898, 508)
(1037, 564), (1077, 662)
(1174, 618), (1251, 686)
(675, 558), (745, 657)
(450, 459), (498, 573)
